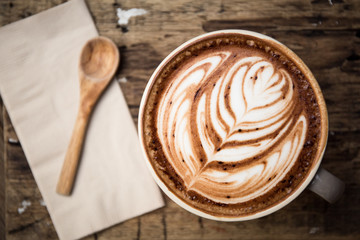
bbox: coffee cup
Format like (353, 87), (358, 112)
(138, 30), (345, 221)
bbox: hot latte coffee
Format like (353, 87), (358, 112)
(140, 31), (326, 218)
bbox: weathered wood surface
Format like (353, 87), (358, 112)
(1, 0), (359, 239)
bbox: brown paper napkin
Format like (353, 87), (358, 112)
(0, 0), (164, 239)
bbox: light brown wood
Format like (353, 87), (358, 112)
(1, 0), (360, 239)
(56, 37), (120, 195)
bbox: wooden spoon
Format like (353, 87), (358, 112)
(56, 37), (119, 195)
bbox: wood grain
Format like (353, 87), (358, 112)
(1, 0), (360, 239)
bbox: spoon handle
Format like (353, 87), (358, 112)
(56, 109), (89, 195)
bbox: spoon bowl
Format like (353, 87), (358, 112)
(57, 36), (119, 195)
(80, 37), (119, 80)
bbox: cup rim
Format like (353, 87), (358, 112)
(138, 29), (329, 221)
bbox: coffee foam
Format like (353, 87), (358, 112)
(141, 33), (323, 217)
(156, 46), (308, 204)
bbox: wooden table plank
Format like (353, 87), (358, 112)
(1, 0), (360, 239)
(0, 98), (5, 240)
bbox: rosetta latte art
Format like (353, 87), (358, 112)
(157, 51), (308, 204)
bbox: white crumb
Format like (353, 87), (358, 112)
(8, 138), (19, 144)
(309, 227), (320, 234)
(116, 8), (147, 25)
(18, 200), (31, 214)
(118, 77), (128, 83)
(39, 199), (46, 206)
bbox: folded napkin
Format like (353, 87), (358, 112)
(0, 0), (164, 239)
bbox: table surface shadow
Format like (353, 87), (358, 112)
(1, 0), (359, 239)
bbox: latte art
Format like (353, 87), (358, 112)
(157, 50), (307, 204)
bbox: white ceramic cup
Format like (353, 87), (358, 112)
(138, 30), (345, 221)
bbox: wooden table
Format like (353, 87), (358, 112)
(1, 0), (359, 239)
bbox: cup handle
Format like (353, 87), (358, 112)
(308, 168), (345, 203)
